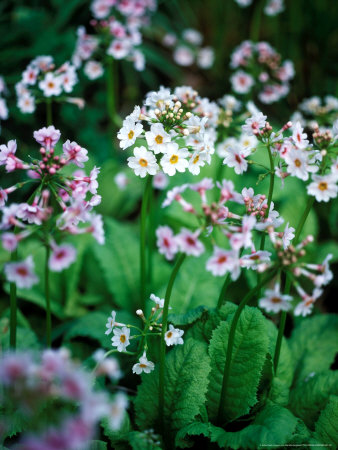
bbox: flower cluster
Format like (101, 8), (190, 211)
(230, 41), (294, 103)
(243, 113), (338, 202)
(1, 126), (104, 288)
(292, 95), (338, 130)
(104, 294), (184, 375)
(118, 86), (218, 177)
(0, 75), (8, 123)
(0, 348), (128, 448)
(72, 0), (157, 77)
(162, 28), (214, 69)
(16, 56), (81, 114)
(234, 0), (284, 16)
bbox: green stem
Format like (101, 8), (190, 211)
(217, 270), (276, 424)
(140, 176), (152, 310)
(9, 250), (18, 349)
(147, 185), (155, 286)
(46, 99), (52, 126)
(45, 245), (52, 347)
(260, 144), (275, 250)
(249, 0), (265, 42)
(159, 253), (186, 433)
(216, 274), (231, 310)
(273, 196), (315, 373)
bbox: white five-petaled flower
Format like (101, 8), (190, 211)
(223, 143), (251, 174)
(4, 256), (39, 289)
(127, 146), (159, 178)
(145, 123), (171, 154)
(230, 70), (254, 94)
(292, 122), (309, 149)
(294, 286), (323, 317)
(38, 72), (63, 97)
(132, 352), (155, 375)
(165, 324), (184, 346)
(282, 222), (295, 249)
(105, 311), (123, 335)
(307, 174), (338, 202)
(117, 118), (143, 150)
(206, 247), (240, 279)
(242, 112), (267, 136)
(150, 293), (166, 309)
(160, 143), (189, 176)
(111, 326), (131, 352)
(259, 283), (293, 314)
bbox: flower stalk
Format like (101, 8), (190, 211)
(45, 245), (52, 347)
(9, 250), (18, 349)
(140, 176), (152, 310)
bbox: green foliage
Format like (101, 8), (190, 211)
(168, 305), (209, 326)
(176, 402), (298, 449)
(207, 306), (269, 422)
(88, 441), (108, 450)
(63, 311), (111, 349)
(289, 314), (338, 385)
(314, 395), (338, 446)
(289, 372), (338, 429)
(134, 338), (210, 435)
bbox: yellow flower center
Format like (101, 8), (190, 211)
(120, 335), (126, 343)
(139, 158), (148, 167)
(128, 130), (135, 140)
(47, 82), (55, 89)
(294, 159), (301, 167)
(166, 331), (173, 338)
(155, 134), (163, 144)
(193, 155), (199, 164)
(318, 182), (328, 191)
(170, 155), (178, 164)
(271, 297), (281, 304)
(139, 363), (147, 368)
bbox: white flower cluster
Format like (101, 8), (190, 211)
(234, 0), (284, 16)
(118, 86), (218, 177)
(16, 56), (79, 114)
(0, 76), (8, 123)
(217, 133), (257, 174)
(291, 95), (338, 131)
(162, 28), (214, 69)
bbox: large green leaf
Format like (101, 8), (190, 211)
(288, 314), (338, 385)
(63, 311), (111, 349)
(207, 306), (269, 422)
(289, 372), (338, 429)
(176, 402), (298, 449)
(134, 338), (210, 435)
(314, 395), (338, 446)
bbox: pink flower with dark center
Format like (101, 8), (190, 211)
(176, 228), (205, 257)
(33, 126), (61, 149)
(156, 225), (178, 261)
(49, 243), (77, 272)
(4, 256), (39, 289)
(62, 140), (89, 168)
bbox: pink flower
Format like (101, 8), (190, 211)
(206, 246), (240, 279)
(88, 214), (105, 244)
(49, 243), (77, 272)
(1, 232), (19, 252)
(176, 228), (205, 257)
(0, 187), (8, 206)
(62, 140), (89, 168)
(230, 70), (254, 94)
(156, 226), (179, 261)
(33, 126), (61, 149)
(4, 256), (39, 289)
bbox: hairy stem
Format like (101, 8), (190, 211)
(140, 176), (152, 310)
(159, 253), (186, 433)
(217, 270), (276, 424)
(260, 144), (275, 250)
(45, 245), (52, 347)
(273, 196), (315, 373)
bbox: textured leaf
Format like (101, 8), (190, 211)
(134, 339), (210, 435)
(177, 403), (298, 449)
(127, 431), (162, 450)
(289, 372), (338, 429)
(289, 314), (338, 385)
(63, 311), (111, 349)
(314, 395), (338, 446)
(1, 324), (40, 351)
(207, 306), (269, 422)
(168, 305), (209, 326)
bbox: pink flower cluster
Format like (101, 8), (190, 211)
(230, 41), (294, 103)
(162, 28), (214, 69)
(73, 0), (157, 76)
(0, 126), (104, 288)
(0, 348), (128, 449)
(16, 56), (81, 114)
(234, 0), (284, 16)
(0, 75), (8, 122)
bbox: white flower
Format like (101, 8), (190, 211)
(108, 392), (129, 430)
(84, 60), (104, 80)
(165, 324), (184, 346)
(182, 28), (203, 45)
(107, 39), (131, 59)
(242, 112), (267, 135)
(223, 143), (251, 174)
(117, 118), (143, 150)
(259, 283), (292, 313)
(231, 70), (254, 94)
(197, 47), (214, 69)
(145, 123), (171, 154)
(4, 256), (39, 289)
(150, 293), (165, 308)
(132, 352), (155, 375)
(282, 222), (295, 249)
(114, 172), (129, 190)
(145, 86), (174, 110)
(307, 174), (338, 202)
(292, 122), (309, 149)
(188, 151), (207, 175)
(176, 228), (205, 257)
(160, 143), (189, 176)
(152, 172), (169, 190)
(284, 148), (317, 181)
(38, 72), (63, 97)
(294, 288), (323, 317)
(127, 146), (159, 178)
(93, 349), (122, 380)
(173, 46), (195, 66)
(206, 247), (240, 280)
(216, 138), (237, 158)
(105, 311), (124, 335)
(48, 243), (77, 272)
(111, 326), (131, 352)
(17, 94), (36, 113)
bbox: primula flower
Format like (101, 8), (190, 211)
(160, 144), (190, 176)
(4, 255), (39, 289)
(132, 352), (155, 375)
(206, 247), (240, 279)
(176, 228), (205, 257)
(156, 226), (179, 261)
(307, 174), (338, 202)
(111, 326), (131, 352)
(117, 119), (143, 149)
(48, 243), (77, 272)
(165, 324), (184, 346)
(127, 146), (159, 177)
(259, 283), (293, 313)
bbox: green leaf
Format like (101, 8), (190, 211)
(63, 311), (111, 349)
(289, 371), (338, 428)
(168, 305), (209, 326)
(127, 431), (162, 450)
(207, 306), (269, 422)
(134, 338), (210, 435)
(288, 314), (338, 385)
(177, 402), (298, 449)
(314, 395), (338, 446)
(88, 441), (108, 450)
(0, 323), (40, 351)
